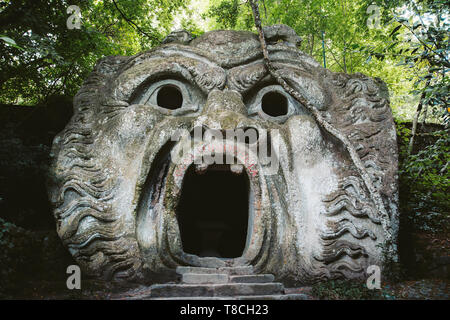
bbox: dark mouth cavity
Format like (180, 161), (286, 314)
(176, 164), (250, 258)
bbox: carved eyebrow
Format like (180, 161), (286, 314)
(111, 54), (226, 102)
(158, 48), (223, 70)
(228, 59), (326, 110)
(268, 46), (321, 68)
(227, 57), (313, 94)
(227, 61), (268, 93)
(227, 44), (322, 92)
(126, 46), (226, 78)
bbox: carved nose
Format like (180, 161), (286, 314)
(193, 89), (257, 143)
(201, 89), (247, 116)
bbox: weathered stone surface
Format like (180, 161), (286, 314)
(182, 273), (229, 284)
(177, 266), (254, 275)
(47, 24), (399, 285)
(229, 274), (274, 283)
(179, 265), (274, 286)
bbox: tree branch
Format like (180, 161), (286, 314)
(398, 20), (450, 68)
(111, 0), (158, 42)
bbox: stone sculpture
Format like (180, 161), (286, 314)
(47, 25), (398, 285)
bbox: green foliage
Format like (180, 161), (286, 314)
(206, 0), (240, 29)
(399, 127), (450, 234)
(377, 238), (406, 282)
(0, 217), (73, 297)
(311, 279), (389, 300)
(0, 0), (191, 105)
(364, 0), (449, 123)
(0, 217), (40, 292)
(0, 34), (24, 50)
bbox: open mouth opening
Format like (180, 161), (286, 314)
(176, 164), (250, 259)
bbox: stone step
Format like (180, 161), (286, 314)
(149, 283), (284, 298)
(176, 266), (253, 276)
(182, 273), (229, 284)
(181, 273), (275, 284)
(229, 274), (275, 283)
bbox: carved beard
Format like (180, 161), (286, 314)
(47, 27), (398, 284)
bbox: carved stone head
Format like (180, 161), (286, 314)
(48, 25), (398, 284)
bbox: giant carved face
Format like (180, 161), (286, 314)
(48, 25), (398, 284)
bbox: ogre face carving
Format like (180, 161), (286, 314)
(48, 26), (398, 284)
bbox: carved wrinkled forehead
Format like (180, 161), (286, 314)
(99, 28), (327, 113)
(186, 29), (318, 71)
(189, 30), (262, 66)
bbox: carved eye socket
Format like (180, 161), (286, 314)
(157, 85), (183, 110)
(261, 91), (288, 117)
(246, 84), (297, 122)
(130, 78), (205, 114)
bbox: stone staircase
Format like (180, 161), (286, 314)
(148, 266), (308, 300)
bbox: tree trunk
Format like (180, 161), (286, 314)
(342, 46), (347, 73)
(420, 104), (428, 130)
